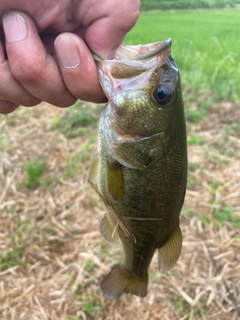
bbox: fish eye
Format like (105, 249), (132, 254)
(152, 85), (173, 105)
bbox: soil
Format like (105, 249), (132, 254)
(0, 101), (239, 319)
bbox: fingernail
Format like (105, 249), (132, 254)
(55, 35), (81, 69)
(108, 49), (117, 60)
(3, 12), (28, 43)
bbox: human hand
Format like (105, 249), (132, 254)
(0, 0), (140, 114)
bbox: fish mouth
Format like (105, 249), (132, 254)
(124, 38), (172, 61)
(94, 38), (173, 81)
(93, 38), (172, 62)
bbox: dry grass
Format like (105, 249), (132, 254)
(0, 101), (239, 320)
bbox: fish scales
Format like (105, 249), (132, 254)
(88, 39), (187, 300)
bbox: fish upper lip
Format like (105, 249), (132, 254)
(126, 38), (172, 61)
(92, 38), (172, 63)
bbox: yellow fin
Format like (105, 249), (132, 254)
(99, 213), (119, 243)
(158, 225), (182, 274)
(107, 160), (124, 200)
(87, 158), (98, 184)
(100, 264), (148, 300)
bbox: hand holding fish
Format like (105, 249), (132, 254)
(0, 0), (140, 114)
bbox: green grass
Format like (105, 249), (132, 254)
(124, 8), (240, 102)
(213, 205), (240, 229)
(0, 133), (5, 150)
(195, 205), (240, 230)
(140, 0), (236, 11)
(52, 101), (102, 138)
(0, 246), (25, 271)
(0, 216), (31, 271)
(187, 133), (205, 145)
(24, 159), (46, 189)
(64, 137), (94, 178)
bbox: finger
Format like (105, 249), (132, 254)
(0, 101), (19, 114)
(79, 0), (140, 59)
(54, 33), (106, 103)
(0, 37), (40, 107)
(3, 11), (77, 107)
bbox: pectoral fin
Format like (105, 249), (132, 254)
(106, 160), (124, 201)
(157, 225), (182, 274)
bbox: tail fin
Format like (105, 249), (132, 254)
(100, 264), (148, 300)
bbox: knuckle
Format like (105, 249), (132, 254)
(21, 97), (41, 107)
(10, 57), (46, 84)
(0, 101), (19, 114)
(53, 95), (77, 108)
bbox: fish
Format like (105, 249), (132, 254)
(88, 38), (187, 300)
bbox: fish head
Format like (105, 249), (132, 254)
(96, 39), (183, 139)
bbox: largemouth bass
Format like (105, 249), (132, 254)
(88, 39), (187, 300)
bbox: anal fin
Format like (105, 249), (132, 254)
(158, 225), (182, 274)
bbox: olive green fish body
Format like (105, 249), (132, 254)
(88, 39), (187, 300)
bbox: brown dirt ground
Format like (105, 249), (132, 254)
(0, 101), (239, 320)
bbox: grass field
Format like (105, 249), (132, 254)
(0, 8), (240, 320)
(125, 8), (240, 102)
